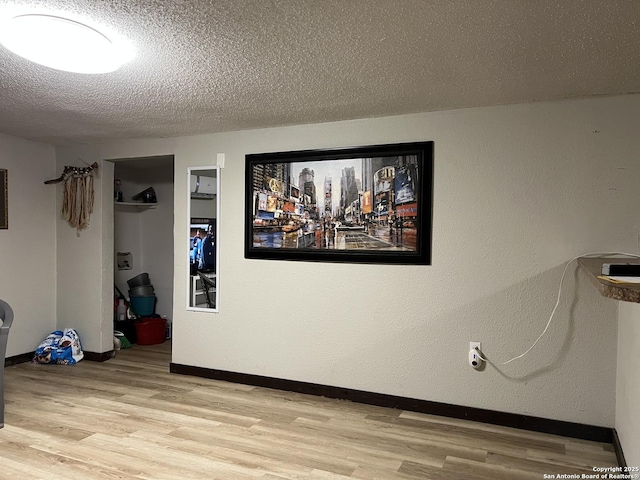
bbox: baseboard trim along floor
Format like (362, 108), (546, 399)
(5, 353), (624, 467)
(612, 429), (627, 469)
(170, 362), (622, 462)
(83, 350), (115, 362)
(4, 351), (34, 367)
(5, 349), (114, 366)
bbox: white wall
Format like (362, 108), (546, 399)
(191, 197), (217, 219)
(616, 302), (640, 466)
(55, 156), (114, 354)
(135, 165), (174, 318)
(113, 162), (174, 318)
(55, 141), (176, 353)
(0, 134), (57, 356)
(55, 95), (640, 430)
(114, 166), (143, 294)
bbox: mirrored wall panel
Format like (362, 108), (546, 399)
(187, 167), (219, 311)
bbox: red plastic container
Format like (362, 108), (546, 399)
(135, 317), (166, 345)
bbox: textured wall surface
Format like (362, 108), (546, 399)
(617, 302), (640, 466)
(54, 147), (112, 353)
(55, 95), (640, 428)
(0, 134), (57, 356)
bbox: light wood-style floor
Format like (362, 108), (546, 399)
(1, 342), (617, 479)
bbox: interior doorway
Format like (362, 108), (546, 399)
(110, 155), (174, 360)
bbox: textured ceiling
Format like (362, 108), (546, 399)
(0, 0), (639, 146)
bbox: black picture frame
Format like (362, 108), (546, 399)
(0, 169), (6, 229)
(245, 142), (433, 265)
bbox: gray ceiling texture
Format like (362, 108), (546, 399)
(0, 0), (639, 146)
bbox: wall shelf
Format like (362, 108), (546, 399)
(115, 202), (157, 209)
(578, 256), (640, 303)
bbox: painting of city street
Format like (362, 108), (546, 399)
(245, 142), (433, 264)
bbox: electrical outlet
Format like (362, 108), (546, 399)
(469, 341), (484, 369)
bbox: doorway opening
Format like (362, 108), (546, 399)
(110, 155), (174, 362)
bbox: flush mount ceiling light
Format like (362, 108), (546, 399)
(0, 11), (134, 74)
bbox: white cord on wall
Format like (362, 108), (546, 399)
(477, 252), (640, 366)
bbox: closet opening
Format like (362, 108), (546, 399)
(111, 155), (174, 362)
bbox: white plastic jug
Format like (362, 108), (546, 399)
(116, 299), (127, 321)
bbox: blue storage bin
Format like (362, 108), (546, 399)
(130, 295), (156, 316)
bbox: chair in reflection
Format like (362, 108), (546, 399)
(197, 272), (216, 308)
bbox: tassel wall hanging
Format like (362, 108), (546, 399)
(45, 161), (98, 232)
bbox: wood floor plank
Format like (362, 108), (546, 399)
(486, 451), (593, 475)
(0, 430), (139, 480)
(0, 342), (618, 478)
(251, 418), (450, 469)
(80, 431), (266, 479)
(169, 424), (360, 476)
(526, 446), (616, 471)
(441, 456), (543, 480)
(129, 428), (318, 480)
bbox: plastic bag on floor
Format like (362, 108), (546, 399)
(33, 329), (84, 365)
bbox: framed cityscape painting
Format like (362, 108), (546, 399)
(245, 142), (433, 265)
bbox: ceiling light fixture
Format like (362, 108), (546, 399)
(0, 11), (134, 74)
